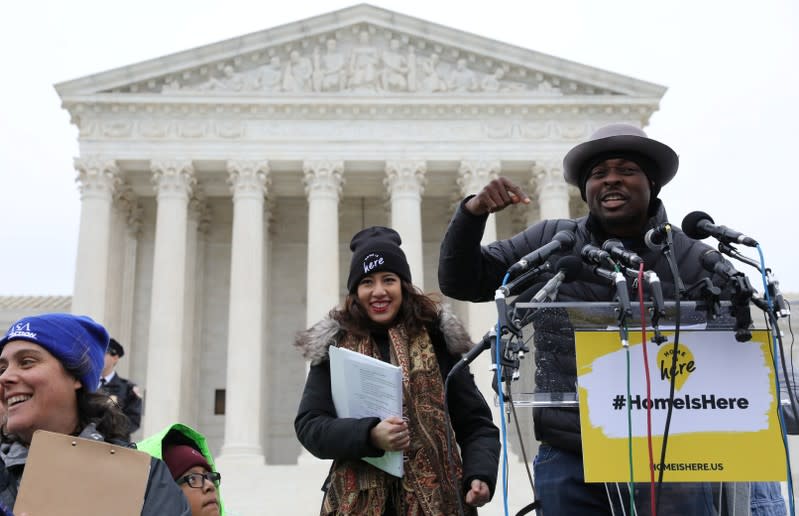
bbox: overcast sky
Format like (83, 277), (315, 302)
(1, 0), (797, 297)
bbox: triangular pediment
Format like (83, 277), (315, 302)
(55, 4), (664, 100)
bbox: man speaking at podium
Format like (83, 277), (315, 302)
(438, 124), (766, 514)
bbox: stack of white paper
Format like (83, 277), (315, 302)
(329, 345), (404, 477)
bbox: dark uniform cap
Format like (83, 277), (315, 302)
(108, 338), (124, 357)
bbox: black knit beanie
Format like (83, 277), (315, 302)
(347, 226), (412, 293)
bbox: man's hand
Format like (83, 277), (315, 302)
(464, 177), (529, 216)
(369, 416), (410, 452)
(465, 479), (490, 507)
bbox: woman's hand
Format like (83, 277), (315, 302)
(369, 416), (409, 452)
(465, 479), (490, 507)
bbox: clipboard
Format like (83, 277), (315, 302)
(14, 430), (151, 516)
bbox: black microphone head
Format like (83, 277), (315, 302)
(580, 244), (610, 265)
(555, 255), (583, 283)
(601, 238), (623, 252)
(645, 227), (666, 250)
(682, 211), (714, 240)
(552, 229), (577, 250)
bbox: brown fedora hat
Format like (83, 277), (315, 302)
(563, 124), (679, 194)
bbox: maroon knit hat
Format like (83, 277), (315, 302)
(162, 444), (211, 479)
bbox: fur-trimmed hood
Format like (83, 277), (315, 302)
(294, 306), (474, 366)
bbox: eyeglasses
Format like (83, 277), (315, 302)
(176, 471), (221, 489)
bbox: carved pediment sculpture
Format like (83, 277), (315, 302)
(57, 5), (666, 103)
(160, 26), (576, 97)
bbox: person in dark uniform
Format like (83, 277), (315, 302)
(98, 338), (142, 439)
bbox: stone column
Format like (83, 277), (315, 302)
(180, 189), (208, 427)
(219, 160), (269, 464)
(72, 157), (120, 324)
(303, 160), (344, 326)
(298, 160), (343, 466)
(534, 161), (571, 220)
(113, 185), (142, 380)
(457, 159), (503, 438)
(143, 159), (195, 436)
(385, 160), (426, 289)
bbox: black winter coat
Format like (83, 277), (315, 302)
(100, 372), (143, 438)
(438, 198), (730, 453)
(294, 309), (501, 498)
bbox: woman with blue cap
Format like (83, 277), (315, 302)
(0, 312), (189, 514)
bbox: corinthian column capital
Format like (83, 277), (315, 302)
(227, 160), (270, 201)
(74, 156), (121, 200)
(150, 159), (195, 201)
(531, 160), (567, 196)
(384, 160), (427, 198)
(302, 160), (344, 201)
(114, 183), (143, 236)
(457, 159), (501, 196)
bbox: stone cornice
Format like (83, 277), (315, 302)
(66, 97), (658, 138)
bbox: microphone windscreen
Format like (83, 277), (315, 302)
(555, 255), (583, 283)
(682, 211), (714, 240)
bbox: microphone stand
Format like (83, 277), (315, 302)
(491, 288), (525, 394)
(623, 267), (667, 344)
(719, 242), (790, 319)
(685, 278), (722, 320)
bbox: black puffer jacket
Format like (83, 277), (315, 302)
(294, 308), (500, 498)
(438, 198), (727, 453)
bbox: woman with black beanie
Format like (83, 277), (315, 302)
(295, 226), (500, 515)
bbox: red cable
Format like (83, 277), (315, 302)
(638, 263), (656, 516)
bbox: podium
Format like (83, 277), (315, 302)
(502, 300), (786, 483)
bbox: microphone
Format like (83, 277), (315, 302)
(645, 223), (672, 250)
(507, 229), (576, 278)
(581, 244), (613, 267)
(499, 262), (552, 297)
(531, 256), (583, 302)
(602, 239), (644, 268)
(453, 328), (495, 372)
(700, 249), (741, 280)
(592, 267), (632, 318)
(682, 211), (758, 247)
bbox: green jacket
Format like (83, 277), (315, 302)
(138, 424), (225, 515)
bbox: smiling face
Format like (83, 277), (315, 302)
(356, 271), (403, 326)
(0, 340), (81, 443)
(179, 466), (221, 516)
(585, 157), (652, 237)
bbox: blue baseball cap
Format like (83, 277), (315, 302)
(0, 313), (109, 392)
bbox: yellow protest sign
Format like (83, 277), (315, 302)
(576, 329), (785, 482)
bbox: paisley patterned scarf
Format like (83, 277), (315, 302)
(322, 323), (471, 516)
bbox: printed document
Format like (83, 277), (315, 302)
(329, 345), (404, 477)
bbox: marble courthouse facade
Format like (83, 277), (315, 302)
(6, 5), (685, 514)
